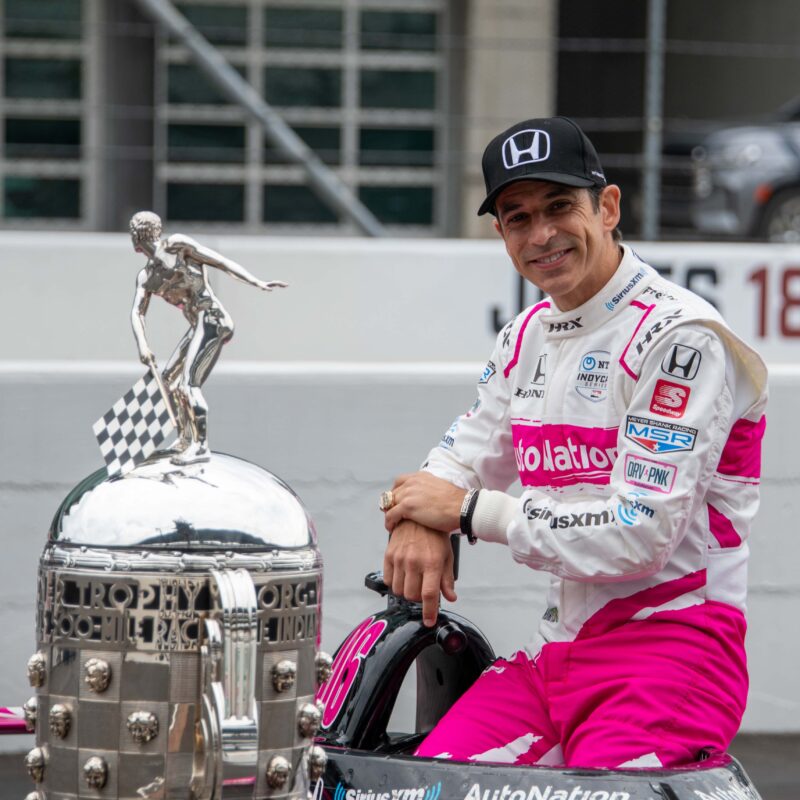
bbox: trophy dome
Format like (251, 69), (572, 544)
(50, 452), (316, 550)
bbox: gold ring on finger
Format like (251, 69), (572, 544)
(379, 490), (395, 511)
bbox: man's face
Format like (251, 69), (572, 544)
(493, 181), (621, 311)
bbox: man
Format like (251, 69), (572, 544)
(380, 117), (767, 769)
(130, 211), (286, 463)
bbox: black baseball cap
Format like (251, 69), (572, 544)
(478, 116), (607, 216)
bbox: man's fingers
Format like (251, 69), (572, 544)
(382, 544), (396, 589)
(441, 557), (457, 603)
(420, 568), (441, 627)
(384, 505), (404, 531)
(403, 566), (424, 604)
(392, 473), (413, 489)
(392, 563), (408, 598)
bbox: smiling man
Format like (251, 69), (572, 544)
(379, 117), (768, 768)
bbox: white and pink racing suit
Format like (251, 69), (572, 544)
(415, 245), (768, 769)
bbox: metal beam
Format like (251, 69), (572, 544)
(641, 0), (667, 241)
(133, 0), (387, 237)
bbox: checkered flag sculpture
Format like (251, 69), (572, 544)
(93, 371), (175, 476)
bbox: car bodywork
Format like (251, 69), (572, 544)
(692, 109), (800, 241)
(316, 572), (764, 800)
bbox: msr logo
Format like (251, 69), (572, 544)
(625, 415), (697, 454)
(650, 379), (690, 418)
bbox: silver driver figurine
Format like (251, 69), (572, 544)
(129, 211), (287, 464)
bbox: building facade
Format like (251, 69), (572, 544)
(0, 0), (554, 236)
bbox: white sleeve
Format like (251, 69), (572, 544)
(472, 325), (734, 582)
(422, 326), (520, 493)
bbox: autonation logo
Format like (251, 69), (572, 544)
(464, 785), (630, 800)
(335, 783), (442, 800)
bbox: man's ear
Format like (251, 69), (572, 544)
(600, 185), (622, 232)
(493, 218), (503, 237)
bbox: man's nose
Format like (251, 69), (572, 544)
(528, 216), (556, 247)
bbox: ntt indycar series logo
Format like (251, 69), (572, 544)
(463, 784), (630, 800)
(334, 782), (442, 800)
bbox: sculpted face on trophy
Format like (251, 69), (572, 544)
(22, 696), (37, 732)
(83, 657), (112, 693)
(308, 744), (328, 781)
(83, 755), (108, 790)
(297, 701), (323, 738)
(24, 747), (46, 783)
(48, 704), (72, 739)
(272, 659), (298, 693)
(127, 710), (160, 745)
(26, 653), (46, 688)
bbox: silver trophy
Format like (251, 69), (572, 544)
(25, 214), (328, 799)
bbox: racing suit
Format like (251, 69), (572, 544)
(415, 245), (768, 768)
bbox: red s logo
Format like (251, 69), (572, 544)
(649, 379), (690, 418)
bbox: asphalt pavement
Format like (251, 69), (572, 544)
(2, 734), (797, 799)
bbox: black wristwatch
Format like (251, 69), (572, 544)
(459, 488), (479, 545)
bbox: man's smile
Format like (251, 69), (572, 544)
(528, 247), (574, 268)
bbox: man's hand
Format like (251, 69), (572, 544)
(383, 520), (457, 627)
(384, 471), (467, 534)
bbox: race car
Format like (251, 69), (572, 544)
(315, 564), (762, 800)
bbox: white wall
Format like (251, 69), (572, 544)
(1, 233), (798, 364)
(0, 234), (798, 751)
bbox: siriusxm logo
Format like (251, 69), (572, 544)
(335, 783), (441, 800)
(604, 268), (647, 311)
(616, 491), (655, 525)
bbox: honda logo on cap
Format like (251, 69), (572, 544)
(502, 129), (551, 169)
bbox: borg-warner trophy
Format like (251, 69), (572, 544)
(21, 213), (332, 799)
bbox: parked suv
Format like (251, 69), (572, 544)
(692, 96), (800, 242)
